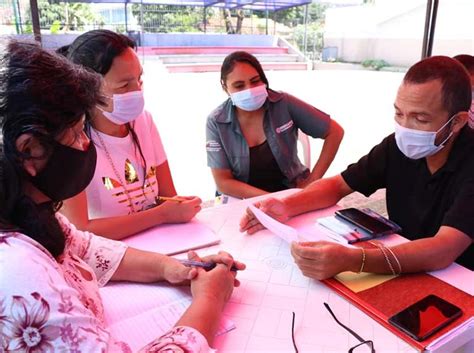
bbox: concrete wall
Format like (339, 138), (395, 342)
(141, 33), (275, 47)
(1, 33), (277, 49)
(323, 0), (474, 67)
(324, 37), (474, 67)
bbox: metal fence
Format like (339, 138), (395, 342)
(0, 1), (321, 59)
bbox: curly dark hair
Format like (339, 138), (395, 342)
(0, 40), (103, 258)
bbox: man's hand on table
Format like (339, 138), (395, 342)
(239, 197), (291, 234)
(290, 241), (358, 280)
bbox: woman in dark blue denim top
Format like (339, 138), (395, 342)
(206, 51), (344, 199)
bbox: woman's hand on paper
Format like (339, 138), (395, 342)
(291, 241), (354, 280)
(239, 198), (290, 234)
(155, 196), (202, 224)
(195, 250), (246, 286)
(188, 251), (244, 304)
(160, 256), (199, 285)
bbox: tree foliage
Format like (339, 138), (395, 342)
(31, 0), (102, 32)
(257, 3), (328, 27)
(132, 5), (210, 33)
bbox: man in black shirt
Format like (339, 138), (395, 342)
(240, 56), (473, 278)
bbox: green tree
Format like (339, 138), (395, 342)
(291, 22), (324, 59)
(257, 3), (328, 27)
(26, 0), (102, 32)
(132, 5), (211, 33)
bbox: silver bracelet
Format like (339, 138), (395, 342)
(369, 241), (396, 275)
(358, 247), (366, 274)
(384, 246), (402, 275)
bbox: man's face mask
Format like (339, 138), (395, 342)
(394, 114), (456, 160)
(230, 84), (268, 112)
(29, 140), (97, 202)
(98, 90), (145, 125)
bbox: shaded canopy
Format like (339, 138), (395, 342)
(69, 0), (312, 11)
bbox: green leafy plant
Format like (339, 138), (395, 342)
(361, 59), (389, 71)
(49, 20), (61, 34)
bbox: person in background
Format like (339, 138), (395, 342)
(0, 40), (244, 352)
(454, 54), (474, 129)
(58, 30), (201, 240)
(240, 56), (473, 278)
(206, 51), (344, 199)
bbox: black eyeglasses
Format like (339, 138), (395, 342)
(324, 302), (375, 353)
(291, 305), (376, 353)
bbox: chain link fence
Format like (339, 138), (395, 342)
(0, 1), (322, 59)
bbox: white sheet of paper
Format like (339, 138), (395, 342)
(124, 220), (220, 255)
(429, 264), (474, 296)
(248, 204), (299, 243)
(426, 317), (474, 353)
(101, 282), (235, 351)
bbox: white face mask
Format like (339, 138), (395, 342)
(394, 114), (456, 159)
(230, 85), (268, 112)
(99, 90), (145, 125)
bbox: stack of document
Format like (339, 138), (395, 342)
(426, 317), (474, 353)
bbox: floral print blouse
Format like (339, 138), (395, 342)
(0, 213), (211, 352)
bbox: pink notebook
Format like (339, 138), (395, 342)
(123, 220), (220, 255)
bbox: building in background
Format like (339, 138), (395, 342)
(323, 0), (473, 67)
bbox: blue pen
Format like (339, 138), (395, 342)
(179, 259), (240, 272)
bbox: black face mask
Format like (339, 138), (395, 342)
(29, 141), (97, 202)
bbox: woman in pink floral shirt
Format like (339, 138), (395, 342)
(0, 40), (244, 352)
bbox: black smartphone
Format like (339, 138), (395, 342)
(388, 295), (462, 341)
(335, 208), (393, 235)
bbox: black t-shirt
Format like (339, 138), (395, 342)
(248, 140), (288, 192)
(341, 126), (474, 270)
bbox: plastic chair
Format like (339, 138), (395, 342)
(298, 129), (311, 168)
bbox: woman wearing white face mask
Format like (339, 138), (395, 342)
(58, 30), (202, 240)
(206, 51), (344, 199)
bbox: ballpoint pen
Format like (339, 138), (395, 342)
(179, 259), (240, 272)
(155, 196), (183, 203)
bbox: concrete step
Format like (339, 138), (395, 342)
(137, 46), (289, 55)
(166, 61), (310, 73)
(157, 53), (301, 64)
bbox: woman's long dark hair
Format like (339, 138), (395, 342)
(0, 40), (103, 257)
(58, 30), (148, 179)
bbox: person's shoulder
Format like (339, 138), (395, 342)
(0, 232), (57, 281)
(365, 133), (396, 151)
(382, 132), (396, 146)
(129, 110), (159, 137)
(207, 99), (232, 123)
(134, 110), (155, 127)
(364, 133), (400, 161)
(267, 89), (286, 104)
